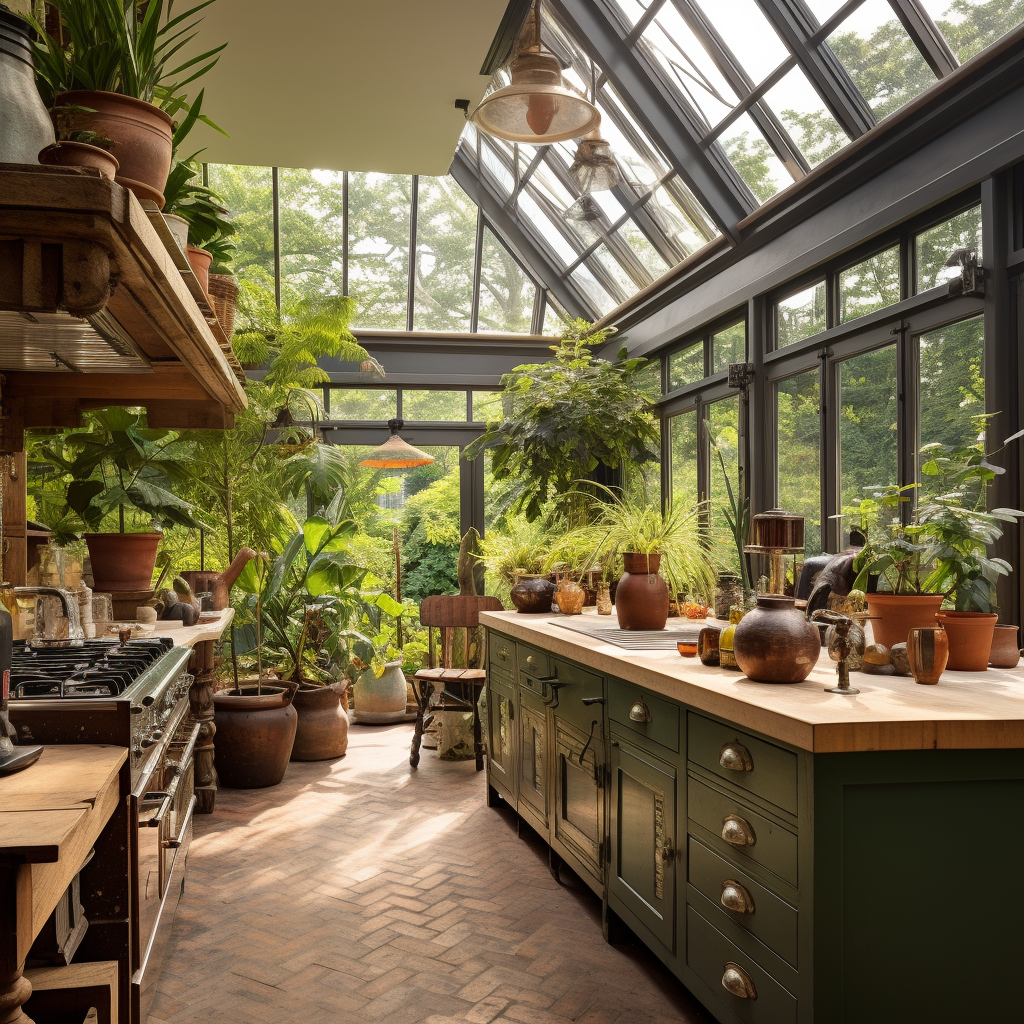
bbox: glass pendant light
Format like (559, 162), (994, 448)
(359, 419), (434, 469)
(568, 63), (620, 193)
(470, 1), (600, 146)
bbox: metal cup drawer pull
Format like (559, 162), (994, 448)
(721, 813), (756, 847)
(721, 962), (757, 1000)
(498, 643), (510, 659)
(720, 879), (756, 914)
(629, 699), (652, 723)
(719, 741), (753, 772)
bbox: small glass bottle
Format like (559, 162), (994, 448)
(714, 573), (743, 621)
(596, 581), (612, 615)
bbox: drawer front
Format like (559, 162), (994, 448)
(687, 905), (797, 1024)
(688, 776), (798, 887)
(519, 644), (552, 678)
(609, 679), (680, 752)
(488, 632), (515, 677)
(688, 836), (798, 967)
(688, 712), (798, 815)
(551, 659), (603, 731)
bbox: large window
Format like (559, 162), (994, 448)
(776, 369), (822, 555)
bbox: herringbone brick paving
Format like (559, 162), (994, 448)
(149, 722), (713, 1024)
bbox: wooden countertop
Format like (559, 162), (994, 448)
(481, 610), (1024, 753)
(152, 607), (234, 648)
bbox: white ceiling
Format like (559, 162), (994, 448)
(182, 0), (512, 175)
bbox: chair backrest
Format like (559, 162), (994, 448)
(419, 595), (504, 669)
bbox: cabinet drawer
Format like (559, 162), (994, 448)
(688, 776), (798, 887)
(488, 633), (515, 677)
(519, 644), (551, 678)
(609, 680), (680, 752)
(688, 836), (798, 968)
(551, 659), (603, 731)
(687, 905), (797, 1024)
(688, 712), (798, 816)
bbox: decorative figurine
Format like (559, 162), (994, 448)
(811, 609), (866, 695)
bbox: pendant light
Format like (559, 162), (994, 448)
(470, 1), (600, 146)
(568, 62), (620, 194)
(564, 194), (604, 223)
(359, 419), (434, 469)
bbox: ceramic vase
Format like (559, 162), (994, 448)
(353, 661), (408, 723)
(935, 611), (997, 672)
(213, 684), (297, 788)
(906, 627), (948, 684)
(510, 574), (555, 613)
(615, 552), (670, 631)
(989, 624), (1021, 669)
(290, 685), (349, 760)
(732, 595), (821, 683)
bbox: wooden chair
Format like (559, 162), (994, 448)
(410, 594), (503, 771)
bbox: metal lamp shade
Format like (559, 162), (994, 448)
(470, 51), (601, 145)
(745, 509), (805, 553)
(569, 133), (620, 193)
(359, 421), (434, 469)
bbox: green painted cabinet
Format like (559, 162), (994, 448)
(517, 687), (549, 834)
(485, 672), (517, 806)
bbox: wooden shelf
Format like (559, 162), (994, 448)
(0, 163), (247, 446)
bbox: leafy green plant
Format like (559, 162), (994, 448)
(707, 422), (751, 590)
(464, 320), (660, 523)
(163, 159), (235, 272)
(849, 483), (931, 594)
(477, 516), (551, 588)
(23, 0), (226, 108)
(31, 408), (209, 533)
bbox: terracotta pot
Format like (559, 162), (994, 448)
(616, 552), (669, 631)
(510, 574), (555, 613)
(291, 685), (349, 761)
(989, 624), (1021, 669)
(38, 141), (119, 180)
(865, 593), (945, 650)
(213, 684), (297, 788)
(555, 578), (585, 615)
(208, 273), (239, 337)
(186, 245), (213, 293)
(353, 660), (407, 723)
(906, 626), (948, 684)
(53, 91), (173, 207)
(935, 611), (997, 671)
(733, 594), (821, 683)
(84, 532), (161, 592)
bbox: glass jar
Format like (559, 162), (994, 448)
(556, 577), (585, 615)
(714, 573), (743, 620)
(595, 581), (613, 615)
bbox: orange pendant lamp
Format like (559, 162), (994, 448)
(359, 419), (434, 469)
(470, 1), (600, 146)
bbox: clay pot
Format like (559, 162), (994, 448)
(616, 552), (670, 631)
(555, 578), (585, 615)
(989, 624), (1021, 669)
(906, 626), (948, 684)
(733, 594), (821, 683)
(213, 685), (297, 788)
(38, 141), (119, 180)
(208, 273), (239, 337)
(353, 660), (408, 723)
(53, 90), (173, 207)
(186, 244), (213, 293)
(84, 532), (161, 592)
(0, 9), (56, 163)
(291, 685), (349, 761)
(510, 574), (555, 613)
(864, 593), (945, 650)
(935, 611), (997, 672)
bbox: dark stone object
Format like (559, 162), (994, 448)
(733, 594), (822, 683)
(510, 575), (556, 613)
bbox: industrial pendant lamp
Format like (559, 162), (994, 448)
(568, 63), (620, 193)
(359, 419), (434, 469)
(470, 1), (600, 145)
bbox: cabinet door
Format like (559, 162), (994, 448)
(517, 689), (549, 832)
(486, 675), (517, 805)
(610, 734), (678, 952)
(552, 717), (604, 886)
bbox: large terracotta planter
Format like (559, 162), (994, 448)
(989, 624), (1021, 669)
(39, 141), (119, 180)
(213, 685), (297, 788)
(935, 611), (997, 671)
(616, 552), (669, 631)
(353, 661), (407, 724)
(865, 593), (945, 650)
(186, 245), (213, 293)
(291, 685), (349, 761)
(84, 532), (160, 592)
(53, 90), (173, 207)
(733, 594), (821, 683)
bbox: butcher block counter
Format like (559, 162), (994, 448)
(480, 609), (1024, 1024)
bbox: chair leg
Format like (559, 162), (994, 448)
(410, 680), (433, 768)
(472, 685), (484, 771)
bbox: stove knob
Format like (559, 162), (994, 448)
(133, 746), (143, 758)
(141, 737), (157, 748)
(152, 729), (164, 739)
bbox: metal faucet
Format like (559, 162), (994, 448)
(14, 586), (84, 644)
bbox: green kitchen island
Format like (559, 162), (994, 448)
(480, 609), (1024, 1024)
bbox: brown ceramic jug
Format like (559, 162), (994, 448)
(989, 624), (1021, 669)
(732, 595), (821, 683)
(906, 626), (948, 684)
(615, 553), (670, 631)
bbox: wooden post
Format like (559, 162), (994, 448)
(188, 640), (218, 814)
(0, 860), (35, 1024)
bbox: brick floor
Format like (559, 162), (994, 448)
(149, 722), (713, 1024)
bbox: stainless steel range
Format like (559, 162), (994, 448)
(9, 635), (198, 1023)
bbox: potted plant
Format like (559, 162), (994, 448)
(347, 600), (423, 724)
(581, 485), (718, 631)
(33, 408), (210, 592)
(38, 104), (118, 179)
(916, 435), (1023, 671)
(23, 0), (226, 207)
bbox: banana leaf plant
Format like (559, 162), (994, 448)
(32, 408), (209, 533)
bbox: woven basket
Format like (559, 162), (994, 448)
(208, 273), (239, 338)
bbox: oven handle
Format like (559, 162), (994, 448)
(166, 722), (201, 774)
(162, 794), (197, 850)
(146, 723), (200, 827)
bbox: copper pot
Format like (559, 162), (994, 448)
(213, 684), (297, 788)
(733, 594), (820, 683)
(615, 552), (669, 631)
(906, 626), (948, 684)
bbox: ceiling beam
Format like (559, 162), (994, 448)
(890, 0), (958, 78)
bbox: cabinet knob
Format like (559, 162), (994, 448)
(659, 840), (676, 863)
(498, 644), (510, 659)
(720, 879), (756, 915)
(526, 654), (536, 666)
(721, 814), (756, 847)
(719, 741), (753, 772)
(721, 962), (757, 1000)
(629, 700), (651, 723)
